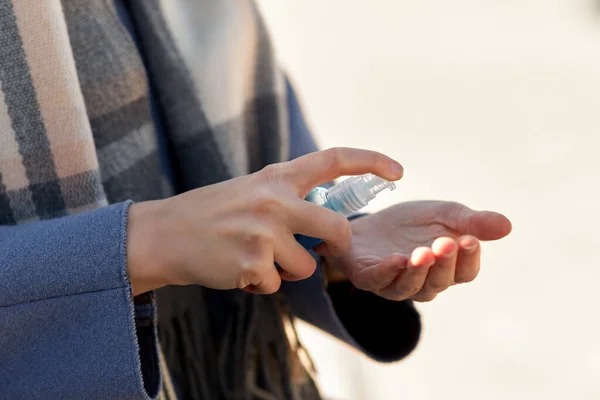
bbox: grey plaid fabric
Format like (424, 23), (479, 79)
(0, 0), (320, 399)
(0, 0), (107, 224)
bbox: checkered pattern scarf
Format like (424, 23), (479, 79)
(0, 0), (321, 399)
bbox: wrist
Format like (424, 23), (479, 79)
(126, 200), (171, 296)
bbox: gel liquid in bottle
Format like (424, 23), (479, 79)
(295, 173), (396, 249)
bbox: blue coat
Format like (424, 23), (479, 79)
(0, 2), (421, 398)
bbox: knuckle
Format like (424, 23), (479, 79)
(426, 281), (451, 292)
(396, 283), (421, 297)
(442, 200), (463, 213)
(455, 271), (477, 284)
(442, 201), (467, 221)
(260, 163), (286, 185)
(322, 147), (343, 173)
(262, 278), (282, 294)
(241, 226), (274, 253)
(237, 253), (275, 287)
(260, 163), (277, 180)
(416, 293), (437, 303)
(249, 187), (282, 216)
(236, 262), (261, 288)
(238, 257), (265, 275)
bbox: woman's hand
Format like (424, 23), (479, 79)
(319, 200), (512, 302)
(126, 148), (404, 296)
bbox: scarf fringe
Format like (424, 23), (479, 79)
(157, 287), (313, 400)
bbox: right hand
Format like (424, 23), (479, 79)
(126, 148), (404, 295)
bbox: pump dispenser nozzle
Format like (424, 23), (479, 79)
(325, 173), (396, 216)
(295, 173), (397, 249)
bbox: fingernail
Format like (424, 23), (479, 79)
(394, 263), (408, 271)
(391, 162), (404, 178)
(439, 250), (457, 259)
(463, 242), (478, 252)
(410, 258), (435, 269)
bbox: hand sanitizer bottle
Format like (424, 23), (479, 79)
(295, 173), (396, 249)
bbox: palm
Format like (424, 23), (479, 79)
(322, 200), (512, 301)
(345, 201), (464, 269)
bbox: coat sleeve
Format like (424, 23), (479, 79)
(0, 201), (160, 400)
(280, 75), (422, 362)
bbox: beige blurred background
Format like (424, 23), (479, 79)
(256, 1), (600, 399)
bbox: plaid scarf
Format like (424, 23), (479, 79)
(0, 0), (321, 398)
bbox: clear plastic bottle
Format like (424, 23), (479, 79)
(296, 173), (396, 249)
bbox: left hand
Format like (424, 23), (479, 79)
(316, 200), (512, 302)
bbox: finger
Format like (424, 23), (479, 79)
(274, 232), (318, 281)
(411, 292), (438, 302)
(454, 235), (481, 284)
(377, 247), (435, 301)
(241, 266), (282, 295)
(274, 147), (404, 196)
(351, 253), (408, 291)
(236, 238), (281, 294)
(420, 237), (458, 294)
(469, 211), (512, 240)
(440, 203), (512, 241)
(286, 199), (353, 255)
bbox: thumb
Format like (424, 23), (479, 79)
(445, 203), (512, 241)
(283, 147), (403, 196)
